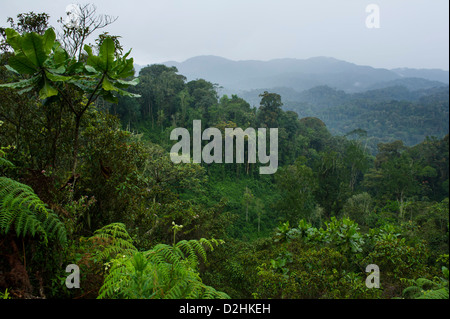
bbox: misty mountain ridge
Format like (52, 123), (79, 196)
(238, 83), (449, 109)
(133, 55), (449, 148)
(140, 55), (449, 96)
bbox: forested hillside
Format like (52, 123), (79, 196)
(0, 11), (448, 301)
(163, 56), (449, 153)
(282, 85), (449, 153)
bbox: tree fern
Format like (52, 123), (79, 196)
(402, 267), (449, 299)
(89, 222), (137, 261)
(0, 147), (14, 169)
(94, 223), (228, 299)
(0, 176), (67, 245)
(417, 287), (449, 299)
(175, 238), (224, 269)
(0, 156), (14, 169)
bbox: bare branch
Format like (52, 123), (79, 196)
(57, 3), (118, 60)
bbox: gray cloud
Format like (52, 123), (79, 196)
(1, 0), (448, 70)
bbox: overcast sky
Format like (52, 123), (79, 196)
(1, 0), (448, 70)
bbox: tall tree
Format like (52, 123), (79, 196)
(275, 157), (318, 223)
(0, 28), (139, 185)
(242, 186), (254, 223)
(0, 12), (50, 51)
(257, 91), (283, 128)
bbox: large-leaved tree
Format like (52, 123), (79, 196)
(0, 27), (140, 184)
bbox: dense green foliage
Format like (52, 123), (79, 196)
(90, 223), (228, 299)
(280, 85), (449, 154)
(0, 152), (66, 245)
(0, 11), (448, 300)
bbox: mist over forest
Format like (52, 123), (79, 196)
(0, 3), (448, 306)
(156, 55), (449, 153)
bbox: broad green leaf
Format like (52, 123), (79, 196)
(0, 75), (40, 90)
(83, 44), (93, 56)
(42, 28), (56, 55)
(46, 65), (66, 75)
(53, 46), (69, 66)
(43, 51), (67, 73)
(99, 37), (115, 72)
(22, 32), (47, 67)
(85, 65), (99, 74)
(45, 70), (72, 82)
(0, 79), (32, 89)
(5, 28), (22, 52)
(116, 88), (141, 98)
(122, 49), (131, 60)
(112, 81), (131, 89)
(102, 76), (117, 91)
(39, 79), (58, 99)
(7, 54), (38, 74)
(114, 59), (135, 79)
(86, 55), (103, 72)
(17, 86), (36, 95)
(102, 90), (119, 103)
(68, 77), (97, 93)
(4, 64), (19, 74)
(116, 78), (139, 86)
(52, 41), (61, 50)
(66, 61), (84, 74)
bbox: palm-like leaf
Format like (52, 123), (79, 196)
(93, 223), (228, 299)
(0, 177), (67, 245)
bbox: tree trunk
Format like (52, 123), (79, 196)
(246, 202), (249, 223)
(72, 114), (82, 183)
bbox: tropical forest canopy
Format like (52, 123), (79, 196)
(0, 8), (448, 300)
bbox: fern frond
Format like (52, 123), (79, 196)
(42, 211), (68, 244)
(175, 238), (223, 267)
(415, 278), (439, 290)
(0, 156), (14, 169)
(402, 286), (422, 299)
(89, 223), (136, 260)
(0, 177), (48, 215)
(200, 285), (230, 299)
(417, 288), (449, 299)
(165, 279), (189, 299)
(98, 256), (133, 298)
(403, 275), (449, 299)
(95, 224), (228, 299)
(0, 176), (67, 246)
(0, 148), (14, 169)
(152, 243), (182, 267)
(14, 207), (46, 238)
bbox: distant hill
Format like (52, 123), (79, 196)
(391, 68), (449, 84)
(134, 56), (449, 151)
(367, 77), (448, 91)
(238, 84), (449, 108)
(280, 85), (449, 113)
(157, 55), (448, 95)
(282, 85), (449, 151)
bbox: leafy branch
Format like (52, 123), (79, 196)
(0, 27), (140, 179)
